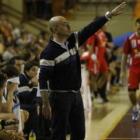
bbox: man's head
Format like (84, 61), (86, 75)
(48, 16), (71, 37)
(1, 64), (19, 79)
(135, 18), (140, 36)
(24, 61), (39, 79)
(9, 56), (24, 74)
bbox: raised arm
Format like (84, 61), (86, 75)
(1, 83), (18, 113)
(77, 2), (126, 46)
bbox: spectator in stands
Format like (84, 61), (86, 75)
(34, 42), (44, 62)
(16, 32), (28, 47)
(37, 30), (49, 47)
(1, 65), (29, 132)
(1, 20), (13, 41)
(0, 72), (26, 140)
(1, 65), (19, 113)
(10, 23), (21, 40)
(18, 61), (39, 138)
(2, 41), (16, 61)
(19, 49), (36, 63)
(9, 56), (24, 74)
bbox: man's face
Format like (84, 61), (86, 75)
(26, 66), (39, 79)
(14, 60), (24, 74)
(56, 18), (71, 37)
(136, 22), (140, 35)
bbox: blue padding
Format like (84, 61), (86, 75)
(113, 31), (134, 47)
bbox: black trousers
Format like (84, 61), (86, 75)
(49, 91), (85, 140)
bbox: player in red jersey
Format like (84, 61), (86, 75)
(121, 18), (140, 122)
(86, 23), (108, 103)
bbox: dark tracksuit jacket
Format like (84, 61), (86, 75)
(39, 16), (108, 91)
(38, 16), (109, 140)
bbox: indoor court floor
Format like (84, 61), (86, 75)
(67, 86), (140, 140)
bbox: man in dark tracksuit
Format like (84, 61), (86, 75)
(38, 2), (126, 140)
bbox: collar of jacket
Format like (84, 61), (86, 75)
(49, 37), (69, 49)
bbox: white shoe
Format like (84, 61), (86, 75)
(94, 98), (104, 103)
(132, 109), (140, 122)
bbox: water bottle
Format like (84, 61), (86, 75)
(29, 129), (36, 140)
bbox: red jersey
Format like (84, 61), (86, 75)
(86, 29), (107, 59)
(123, 33), (140, 66)
(80, 52), (97, 74)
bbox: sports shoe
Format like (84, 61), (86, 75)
(94, 98), (109, 104)
(94, 98), (104, 103)
(132, 110), (140, 122)
(103, 98), (109, 103)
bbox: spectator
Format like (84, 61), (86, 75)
(0, 72), (26, 140)
(1, 65), (25, 132)
(9, 56), (24, 74)
(18, 61), (39, 138)
(2, 41), (16, 61)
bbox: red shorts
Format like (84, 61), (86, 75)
(89, 58), (108, 75)
(97, 58), (108, 74)
(90, 63), (98, 74)
(128, 66), (140, 90)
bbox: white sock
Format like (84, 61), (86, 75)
(106, 82), (110, 91)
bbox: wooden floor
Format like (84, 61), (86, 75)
(66, 86), (139, 140)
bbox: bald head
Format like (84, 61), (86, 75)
(48, 16), (67, 33)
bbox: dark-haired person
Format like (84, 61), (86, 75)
(9, 56), (24, 74)
(18, 61), (39, 138)
(1, 65), (19, 113)
(0, 72), (26, 140)
(121, 18), (140, 122)
(38, 2), (126, 140)
(5, 61), (29, 131)
(1, 65), (24, 132)
(1, 64), (29, 131)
